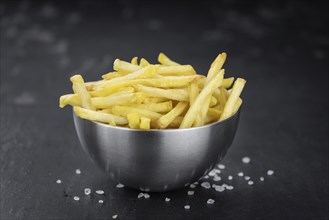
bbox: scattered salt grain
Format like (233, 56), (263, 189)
(98, 200), (104, 204)
(84, 188), (91, 195)
(228, 175), (233, 180)
(218, 164), (226, 169)
(213, 175), (222, 181)
(201, 182), (211, 189)
(75, 169), (81, 174)
(73, 196), (80, 201)
(184, 205), (190, 210)
(267, 170), (274, 176)
(260, 177), (265, 181)
(187, 191), (194, 196)
(56, 179), (61, 184)
(248, 180), (254, 185)
(244, 176), (251, 181)
(193, 182), (199, 185)
(226, 185), (234, 190)
(208, 169), (220, 176)
(144, 193), (150, 199)
(116, 183), (124, 188)
(95, 190), (104, 195)
(242, 157), (251, 164)
(214, 185), (225, 192)
(207, 199), (215, 204)
(112, 214), (118, 219)
(238, 172), (244, 177)
(204, 175), (209, 179)
(137, 193), (144, 198)
(165, 197), (170, 202)
(190, 184), (196, 188)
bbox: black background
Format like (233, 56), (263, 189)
(0, 0), (328, 219)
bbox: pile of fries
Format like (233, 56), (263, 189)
(59, 52), (246, 129)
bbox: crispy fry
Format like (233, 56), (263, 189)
(74, 106), (128, 125)
(59, 94), (80, 108)
(207, 108), (222, 120)
(143, 97), (169, 104)
(233, 98), (242, 115)
(101, 72), (126, 80)
(210, 96), (217, 107)
(157, 65), (196, 76)
(220, 78), (246, 121)
(188, 82), (199, 106)
(167, 116), (183, 128)
(206, 52), (226, 83)
(91, 93), (143, 109)
(180, 70), (224, 128)
(135, 84), (189, 101)
(109, 119), (116, 126)
(140, 117), (151, 130)
(158, 53), (180, 66)
(114, 59), (141, 73)
(70, 75), (95, 110)
(140, 58), (150, 67)
(156, 102), (188, 129)
(130, 101), (173, 113)
(112, 106), (162, 121)
(131, 57), (138, 65)
(127, 113), (140, 129)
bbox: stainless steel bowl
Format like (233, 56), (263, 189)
(73, 109), (241, 192)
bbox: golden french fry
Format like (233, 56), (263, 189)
(205, 115), (216, 124)
(157, 65), (196, 76)
(156, 102), (188, 129)
(193, 96), (211, 127)
(220, 78), (246, 120)
(135, 84), (189, 101)
(210, 96), (217, 107)
(70, 75), (95, 110)
(167, 116), (183, 128)
(102, 71), (126, 80)
(59, 94), (80, 108)
(143, 97), (169, 104)
(109, 119), (116, 126)
(85, 79), (105, 91)
(207, 108), (222, 120)
(114, 59), (141, 73)
(112, 106), (162, 121)
(91, 93), (143, 109)
(74, 106), (128, 125)
(206, 52), (226, 83)
(140, 117), (151, 130)
(131, 57), (138, 65)
(99, 108), (112, 114)
(222, 77), (234, 88)
(188, 82), (199, 106)
(140, 58), (150, 67)
(130, 101), (173, 113)
(180, 70), (224, 128)
(158, 53), (180, 66)
(127, 113), (140, 129)
(232, 98), (242, 115)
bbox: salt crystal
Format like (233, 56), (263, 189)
(137, 193), (144, 198)
(98, 200), (104, 204)
(248, 180), (254, 185)
(238, 172), (244, 177)
(75, 169), (81, 175)
(96, 190), (104, 195)
(190, 184), (196, 188)
(73, 196), (80, 201)
(144, 193), (150, 199)
(218, 164), (226, 169)
(242, 157), (251, 164)
(228, 175), (233, 180)
(165, 197), (170, 202)
(204, 175), (209, 179)
(260, 177), (264, 181)
(193, 182), (199, 185)
(207, 199), (215, 204)
(267, 170), (274, 176)
(187, 191), (194, 196)
(215, 185), (225, 192)
(213, 175), (221, 181)
(212, 184), (218, 188)
(84, 188), (91, 195)
(201, 182), (211, 189)
(244, 176), (250, 180)
(116, 183), (124, 188)
(184, 205), (190, 210)
(112, 214), (118, 219)
(226, 185), (234, 190)
(56, 179), (61, 184)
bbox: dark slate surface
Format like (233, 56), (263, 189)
(0, 1), (328, 220)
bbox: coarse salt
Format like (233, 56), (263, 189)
(204, 175), (209, 179)
(56, 179), (61, 184)
(238, 172), (244, 177)
(84, 188), (91, 195)
(213, 175), (221, 181)
(201, 182), (211, 189)
(187, 191), (194, 196)
(208, 169), (220, 176)
(116, 183), (124, 188)
(226, 185), (234, 190)
(165, 197), (170, 202)
(190, 184), (196, 188)
(207, 199), (215, 204)
(217, 164), (226, 169)
(244, 176), (250, 180)
(75, 169), (81, 174)
(228, 175), (233, 180)
(193, 182), (199, 185)
(112, 214), (118, 219)
(267, 170), (274, 176)
(137, 193), (144, 198)
(98, 200), (104, 204)
(73, 196), (80, 201)
(248, 180), (254, 185)
(242, 157), (251, 164)
(215, 185), (225, 192)
(95, 190), (104, 195)
(184, 205), (190, 210)
(144, 193), (150, 199)
(260, 177), (264, 181)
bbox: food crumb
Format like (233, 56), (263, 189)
(218, 164), (226, 169)
(165, 197), (170, 202)
(207, 199), (215, 204)
(242, 157), (251, 164)
(95, 190), (104, 195)
(248, 180), (254, 185)
(75, 169), (81, 175)
(201, 182), (211, 189)
(260, 177), (265, 181)
(187, 191), (194, 196)
(137, 193), (144, 198)
(184, 205), (190, 210)
(238, 172), (244, 177)
(56, 179), (61, 184)
(98, 200), (104, 204)
(84, 188), (91, 195)
(112, 214), (118, 219)
(267, 170), (274, 176)
(228, 175), (233, 180)
(73, 196), (80, 201)
(116, 183), (124, 188)
(244, 176), (250, 180)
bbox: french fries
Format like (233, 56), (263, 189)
(60, 52), (246, 129)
